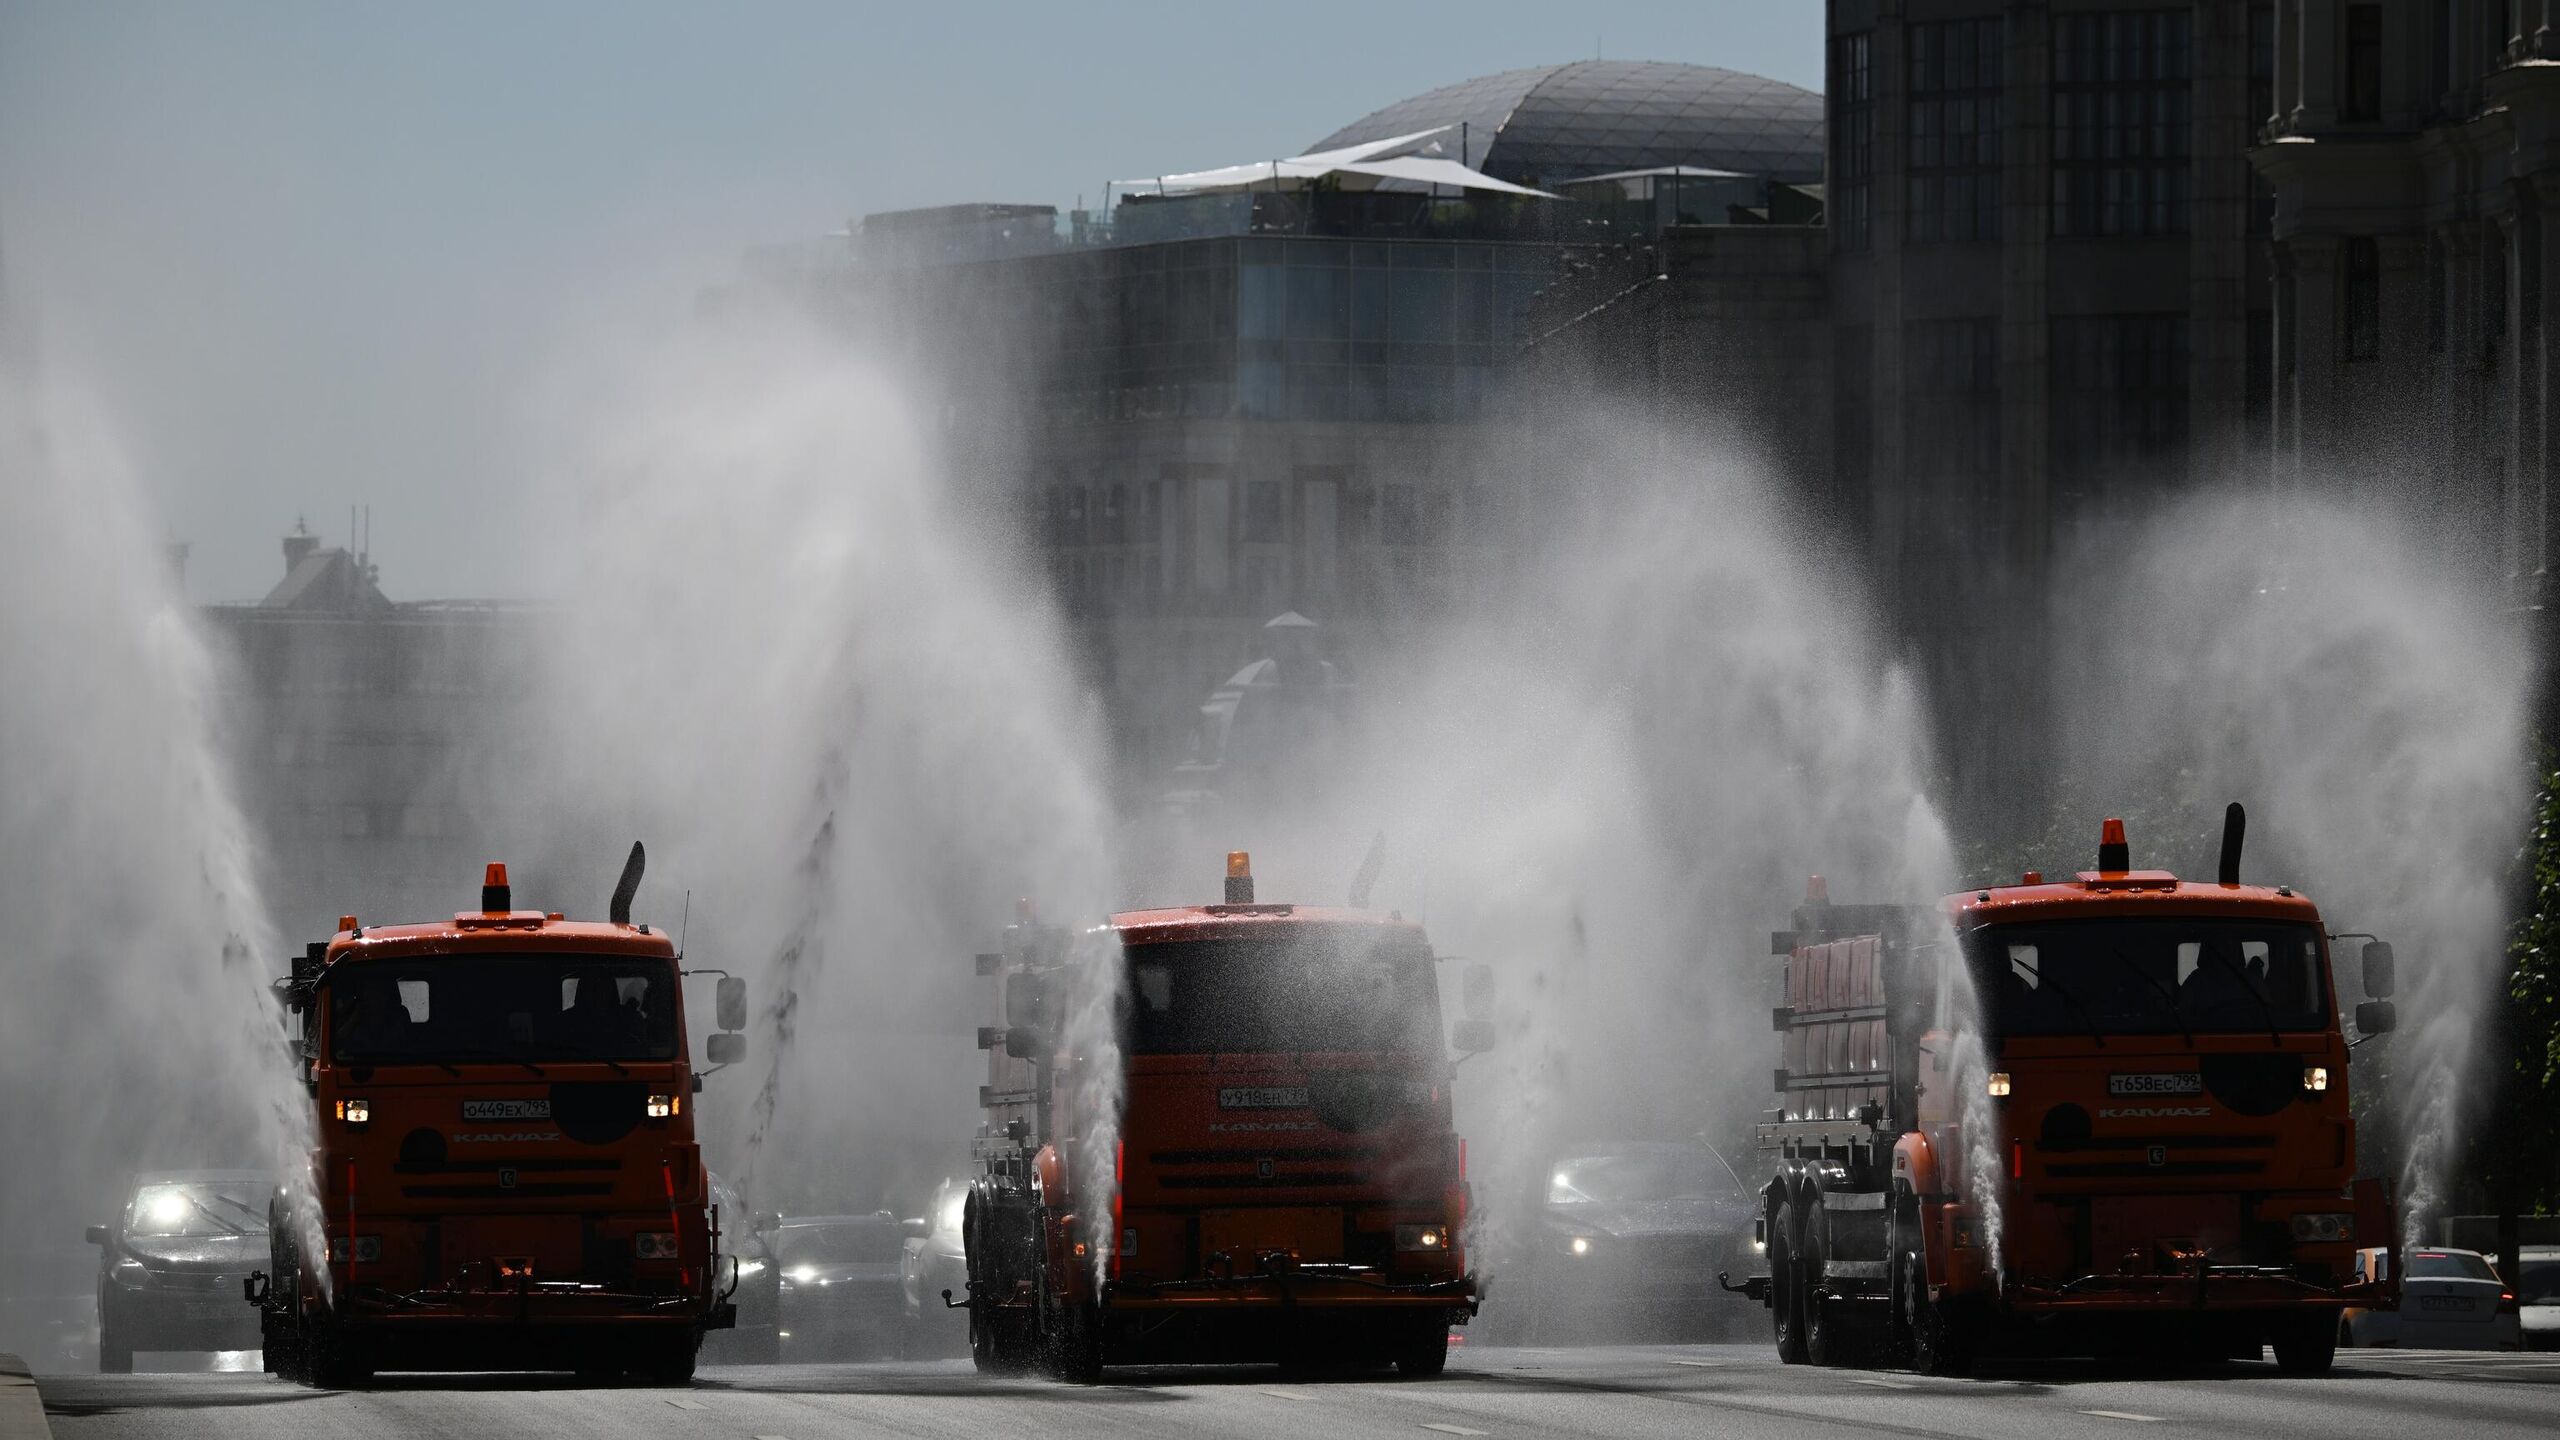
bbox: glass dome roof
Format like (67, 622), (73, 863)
(1307, 60), (1824, 189)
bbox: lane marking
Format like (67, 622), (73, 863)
(1670, 1359), (1727, 1368)
(753, 1435), (792, 1439)
(2079, 1411), (2162, 1423)
(1844, 1375), (1915, 1389)
(660, 1395), (707, 1410)
(1420, 1426), (1489, 1437)
(1262, 1388), (1314, 1401)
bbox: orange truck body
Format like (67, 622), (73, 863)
(253, 864), (734, 1383)
(959, 875), (1477, 1380)
(1738, 818), (2391, 1373)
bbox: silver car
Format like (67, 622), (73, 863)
(2340, 1246), (2522, 1350)
(2518, 1247), (2560, 1351)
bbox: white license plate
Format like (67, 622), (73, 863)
(1218, 1086), (1310, 1109)
(2419, 1295), (2477, 1312)
(463, 1098), (551, 1120)
(2108, 1072), (2204, 1096)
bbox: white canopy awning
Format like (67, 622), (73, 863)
(1119, 126), (1559, 199)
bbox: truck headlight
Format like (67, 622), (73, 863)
(326, 1236), (382, 1263)
(645, 1093), (677, 1118)
(1394, 1224), (1444, 1252)
(735, 1257), (766, 1279)
(635, 1232), (679, 1259)
(335, 1098), (371, 1125)
(1985, 1072), (2011, 1098)
(2302, 1066), (2329, 1093)
(1568, 1235), (1595, 1257)
(2289, 1212), (2352, 1243)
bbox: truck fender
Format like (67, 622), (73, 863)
(1892, 1132), (1941, 1200)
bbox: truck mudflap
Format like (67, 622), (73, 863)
(2005, 1268), (2379, 1314)
(1106, 1269), (1477, 1313)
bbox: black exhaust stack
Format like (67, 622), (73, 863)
(2217, 802), (2246, 887)
(610, 841), (646, 925)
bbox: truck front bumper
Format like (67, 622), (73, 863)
(333, 1282), (728, 1331)
(2005, 1268), (2374, 1314)
(1105, 1271), (1475, 1313)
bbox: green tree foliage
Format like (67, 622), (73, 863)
(2496, 754), (2560, 1213)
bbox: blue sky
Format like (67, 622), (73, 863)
(0, 2), (1821, 599)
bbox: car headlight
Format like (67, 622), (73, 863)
(111, 1257), (149, 1286)
(1568, 1235), (1596, 1257)
(2290, 1213), (2353, 1243)
(1394, 1224), (1445, 1253)
(335, 1098), (371, 1125)
(635, 1232), (679, 1259)
(2302, 1066), (2329, 1093)
(785, 1264), (819, 1285)
(645, 1093), (678, 1118)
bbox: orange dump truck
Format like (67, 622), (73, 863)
(250, 849), (750, 1385)
(954, 854), (1489, 1381)
(1728, 808), (2396, 1373)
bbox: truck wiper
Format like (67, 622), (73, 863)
(2199, 942), (2284, 1046)
(2102, 943), (2196, 1048)
(2015, 957), (2106, 1049)
(546, 1046), (630, 1075)
(434, 1047), (547, 1077)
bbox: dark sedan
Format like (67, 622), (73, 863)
(702, 1173), (781, 1364)
(775, 1214), (907, 1359)
(898, 1179), (967, 1357)
(86, 1171), (271, 1371)
(1494, 1141), (1757, 1344)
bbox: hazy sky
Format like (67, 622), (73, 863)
(1, 2), (1820, 601)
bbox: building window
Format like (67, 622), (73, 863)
(1100, 483), (1128, 542)
(2051, 314), (2191, 496)
(1832, 325), (1875, 531)
(1243, 480), (1285, 543)
(1906, 19), (2005, 244)
(2052, 11), (2193, 238)
(2342, 238), (2381, 363)
(2344, 5), (2383, 122)
(1902, 318), (2002, 506)
(1833, 32), (1873, 253)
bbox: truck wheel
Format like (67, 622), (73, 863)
(1769, 1201), (1809, 1365)
(638, 1333), (701, 1386)
(1904, 1250), (1972, 1377)
(1394, 1317), (1451, 1378)
(2271, 1314), (2337, 1375)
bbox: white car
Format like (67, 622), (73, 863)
(2520, 1247), (2560, 1351)
(2339, 1246), (2522, 1350)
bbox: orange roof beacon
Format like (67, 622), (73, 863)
(1728, 805), (2397, 1374)
(247, 845), (752, 1386)
(955, 853), (1490, 1381)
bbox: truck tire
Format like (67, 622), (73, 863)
(2271, 1314), (2338, 1375)
(1904, 1249), (1972, 1377)
(1770, 1200), (1810, 1365)
(638, 1333), (701, 1386)
(1395, 1317), (1451, 1378)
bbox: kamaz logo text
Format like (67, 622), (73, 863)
(2099, 1106), (2213, 1119)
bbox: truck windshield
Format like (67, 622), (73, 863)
(1123, 929), (1442, 1055)
(329, 953), (680, 1064)
(1966, 918), (2330, 1038)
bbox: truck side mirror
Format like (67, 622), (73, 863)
(85, 1225), (109, 1246)
(1003, 971), (1052, 1033)
(1450, 1018), (1496, 1055)
(2361, 940), (2395, 999)
(2354, 999), (2395, 1037)
(1461, 963), (1495, 1023)
(715, 977), (748, 1032)
(705, 1031), (748, 1066)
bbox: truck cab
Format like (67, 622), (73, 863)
(958, 854), (1485, 1381)
(252, 852), (749, 1385)
(1744, 811), (2393, 1374)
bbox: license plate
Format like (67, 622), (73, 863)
(2419, 1295), (2477, 1312)
(1218, 1087), (1310, 1110)
(463, 1098), (551, 1121)
(2108, 1072), (2204, 1096)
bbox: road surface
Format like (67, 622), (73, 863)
(30, 1343), (2560, 1439)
